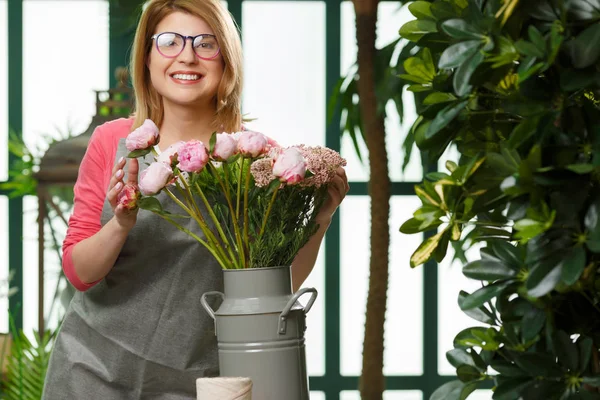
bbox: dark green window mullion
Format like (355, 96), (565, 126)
(227, 0), (242, 34)
(7, 0), (23, 331)
(321, 0), (342, 398)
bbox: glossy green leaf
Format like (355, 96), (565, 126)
(127, 148), (152, 158)
(441, 19), (485, 40)
(493, 377), (534, 400)
(458, 291), (495, 324)
(570, 23), (600, 68)
(447, 348), (479, 369)
(578, 336), (593, 372)
(399, 19), (438, 42)
(138, 197), (165, 213)
(423, 92), (457, 105)
(439, 40), (481, 68)
(410, 229), (447, 267)
(430, 380), (466, 400)
(462, 260), (517, 281)
(408, 1), (436, 20)
(460, 281), (511, 310)
(554, 331), (579, 372)
(582, 377), (600, 387)
(453, 50), (484, 97)
(400, 217), (443, 234)
(490, 360), (524, 377)
(457, 364), (482, 382)
(431, 1), (459, 20)
(566, 164), (595, 174)
(435, 228), (451, 262)
(560, 246), (586, 285)
(454, 327), (500, 350)
(514, 352), (563, 377)
(528, 25), (546, 50)
(425, 100), (469, 140)
(521, 307), (546, 341)
(515, 40), (546, 59)
(526, 259), (562, 297)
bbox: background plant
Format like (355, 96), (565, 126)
(398, 0), (600, 398)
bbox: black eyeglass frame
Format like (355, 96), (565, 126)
(151, 32), (221, 60)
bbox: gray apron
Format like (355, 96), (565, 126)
(43, 140), (223, 400)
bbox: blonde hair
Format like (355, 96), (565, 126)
(130, 0), (243, 132)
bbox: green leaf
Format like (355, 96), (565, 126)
(560, 246), (586, 285)
(404, 49), (436, 83)
(408, 1), (436, 20)
(400, 217), (443, 234)
(423, 92), (457, 105)
(209, 132), (217, 154)
(435, 228), (451, 262)
(426, 100), (469, 140)
(454, 327), (500, 351)
(463, 260), (517, 281)
(458, 291), (495, 324)
(127, 148), (152, 158)
(439, 40), (481, 68)
(447, 348), (479, 369)
(582, 377), (600, 387)
(431, 1), (459, 20)
(453, 50), (484, 97)
(521, 307), (546, 341)
(430, 380), (466, 400)
(441, 19), (485, 40)
(460, 281), (511, 310)
(554, 331), (579, 372)
(566, 164), (595, 174)
(457, 364), (482, 382)
(399, 19), (438, 42)
(527, 259), (562, 297)
(507, 116), (542, 149)
(578, 336), (593, 372)
(410, 229), (447, 267)
(528, 25), (546, 50)
(515, 39), (546, 59)
(570, 23), (600, 69)
(490, 360), (524, 377)
(493, 377), (534, 400)
(138, 196), (165, 213)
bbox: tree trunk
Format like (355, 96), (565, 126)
(353, 0), (390, 399)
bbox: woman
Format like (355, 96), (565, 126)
(43, 0), (348, 398)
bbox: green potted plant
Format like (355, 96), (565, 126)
(399, 0), (600, 398)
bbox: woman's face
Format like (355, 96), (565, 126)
(148, 11), (224, 109)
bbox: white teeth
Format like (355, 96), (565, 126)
(172, 74), (201, 81)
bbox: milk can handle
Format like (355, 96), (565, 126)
(201, 291), (224, 335)
(278, 287), (318, 335)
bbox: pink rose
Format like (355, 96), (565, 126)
(212, 134), (238, 161)
(158, 141), (185, 166)
(272, 147), (307, 185)
(126, 119), (159, 151)
(178, 140), (209, 173)
(139, 162), (173, 195)
(237, 131), (268, 158)
(117, 183), (140, 210)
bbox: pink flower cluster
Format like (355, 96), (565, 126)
(126, 119), (159, 152)
(251, 146), (346, 188)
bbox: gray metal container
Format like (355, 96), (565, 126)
(201, 266), (317, 400)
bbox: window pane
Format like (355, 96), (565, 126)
(341, 391), (423, 400)
(23, 0), (109, 149)
(341, 196), (423, 376)
(0, 196), (8, 333)
(340, 2), (421, 183)
(303, 244), (325, 376)
(0, 0), (7, 182)
(438, 242), (485, 375)
(242, 2), (325, 147)
(470, 390), (493, 399)
(310, 391), (325, 400)
(22, 0), (109, 334)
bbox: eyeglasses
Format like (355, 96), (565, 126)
(151, 32), (220, 60)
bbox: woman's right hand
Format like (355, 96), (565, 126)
(107, 156), (139, 230)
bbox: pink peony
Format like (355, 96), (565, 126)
(158, 141), (185, 167)
(212, 133), (238, 161)
(178, 140), (209, 173)
(117, 183), (140, 210)
(272, 147), (307, 185)
(126, 119), (159, 151)
(237, 131), (269, 158)
(139, 162), (173, 195)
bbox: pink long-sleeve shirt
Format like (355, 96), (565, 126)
(62, 118), (134, 291)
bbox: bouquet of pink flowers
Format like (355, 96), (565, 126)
(120, 119), (346, 269)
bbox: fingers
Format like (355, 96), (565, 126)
(127, 158), (139, 185)
(107, 157), (127, 206)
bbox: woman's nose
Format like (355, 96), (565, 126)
(178, 38), (198, 63)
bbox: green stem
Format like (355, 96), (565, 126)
(164, 188), (232, 268)
(236, 159), (244, 220)
(243, 163), (252, 268)
(193, 181), (238, 268)
(259, 185), (279, 238)
(159, 214), (228, 269)
(207, 163), (245, 269)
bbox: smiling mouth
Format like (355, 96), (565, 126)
(171, 73), (203, 81)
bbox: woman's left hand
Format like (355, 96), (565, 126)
(316, 167), (350, 225)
